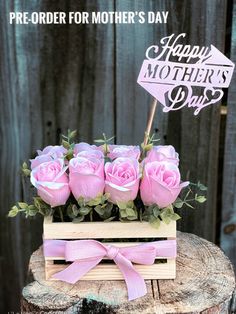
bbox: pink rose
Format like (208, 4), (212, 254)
(31, 145), (67, 169)
(145, 145), (179, 165)
(140, 161), (189, 208)
(108, 145), (140, 160)
(30, 159), (70, 207)
(75, 150), (104, 160)
(30, 155), (53, 169)
(69, 156), (105, 201)
(105, 157), (141, 204)
(74, 142), (103, 156)
(37, 145), (67, 157)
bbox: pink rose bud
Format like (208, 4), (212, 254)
(31, 145), (67, 169)
(69, 156), (105, 201)
(105, 157), (141, 204)
(75, 150), (104, 160)
(30, 155), (53, 169)
(140, 161), (189, 208)
(37, 145), (67, 158)
(30, 159), (70, 207)
(74, 142), (104, 157)
(108, 145), (140, 160)
(145, 145), (179, 165)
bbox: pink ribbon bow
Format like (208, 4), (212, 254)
(44, 239), (176, 301)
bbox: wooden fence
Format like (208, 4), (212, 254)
(0, 0), (235, 312)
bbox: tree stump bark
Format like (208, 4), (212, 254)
(21, 231), (235, 313)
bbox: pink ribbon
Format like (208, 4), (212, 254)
(44, 239), (176, 301)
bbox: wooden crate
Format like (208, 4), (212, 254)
(43, 216), (176, 281)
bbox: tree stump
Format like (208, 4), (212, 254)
(21, 231), (235, 313)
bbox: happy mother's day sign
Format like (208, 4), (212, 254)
(137, 33), (235, 115)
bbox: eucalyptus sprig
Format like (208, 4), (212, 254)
(143, 204), (180, 229)
(173, 182), (207, 209)
(67, 193), (115, 222)
(140, 132), (160, 160)
(8, 197), (53, 218)
(21, 162), (31, 177)
(94, 133), (115, 157)
(61, 129), (77, 160)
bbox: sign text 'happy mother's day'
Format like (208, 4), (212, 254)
(137, 33), (234, 115)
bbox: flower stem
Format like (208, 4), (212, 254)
(90, 210), (93, 221)
(59, 207), (64, 222)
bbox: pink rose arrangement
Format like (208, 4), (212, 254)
(9, 131), (206, 228)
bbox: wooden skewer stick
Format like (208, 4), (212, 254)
(143, 98), (158, 146)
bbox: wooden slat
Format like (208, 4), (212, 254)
(0, 1), (45, 311)
(220, 0), (236, 268)
(115, 0), (169, 145)
(0, 1), (115, 312)
(166, 0), (227, 243)
(45, 259), (176, 281)
(43, 218), (176, 239)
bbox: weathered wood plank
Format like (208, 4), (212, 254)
(221, 0), (236, 268)
(0, 0), (44, 311)
(115, 0), (169, 145)
(165, 0), (227, 243)
(0, 1), (115, 312)
(39, 0), (115, 144)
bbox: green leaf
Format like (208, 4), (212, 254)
(104, 216), (116, 222)
(78, 206), (91, 215)
(195, 195), (207, 203)
(160, 210), (171, 224)
(107, 136), (115, 142)
(94, 205), (105, 216)
(67, 204), (79, 219)
(69, 130), (77, 139)
(150, 217), (161, 229)
(8, 206), (19, 217)
(62, 139), (70, 149)
(126, 208), (136, 216)
(18, 202), (28, 209)
(120, 209), (128, 218)
(87, 195), (102, 206)
(117, 201), (127, 210)
(144, 144), (153, 151)
(72, 205), (79, 216)
(165, 205), (174, 215)
(102, 193), (110, 201)
(22, 162), (28, 169)
(198, 182), (207, 191)
(127, 200), (134, 208)
(28, 205), (38, 216)
(73, 216), (84, 223)
(153, 206), (161, 218)
(173, 198), (184, 209)
(77, 197), (85, 207)
(94, 139), (105, 143)
(22, 169), (31, 176)
(126, 215), (138, 221)
(171, 213), (181, 221)
(33, 197), (51, 216)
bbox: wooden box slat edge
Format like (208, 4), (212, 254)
(43, 217), (176, 239)
(45, 259), (176, 280)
